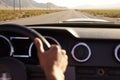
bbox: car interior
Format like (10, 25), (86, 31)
(1, 0), (120, 80)
(1, 22), (120, 80)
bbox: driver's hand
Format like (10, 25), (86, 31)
(34, 38), (68, 80)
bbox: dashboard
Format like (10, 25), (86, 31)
(1, 23), (120, 80)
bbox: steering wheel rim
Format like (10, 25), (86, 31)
(0, 23), (51, 50)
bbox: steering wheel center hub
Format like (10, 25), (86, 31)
(0, 57), (27, 80)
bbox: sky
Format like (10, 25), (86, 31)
(33, 0), (120, 8)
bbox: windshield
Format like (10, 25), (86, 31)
(0, 0), (120, 25)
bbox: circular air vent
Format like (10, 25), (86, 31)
(71, 42), (91, 62)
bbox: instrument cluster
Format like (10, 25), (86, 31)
(0, 31), (61, 64)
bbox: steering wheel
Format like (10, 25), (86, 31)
(0, 24), (51, 80)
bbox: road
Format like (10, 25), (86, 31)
(2, 10), (104, 25)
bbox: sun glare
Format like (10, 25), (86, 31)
(33, 0), (120, 8)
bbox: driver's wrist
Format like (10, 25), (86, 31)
(44, 68), (65, 80)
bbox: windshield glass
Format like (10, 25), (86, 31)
(0, 0), (120, 25)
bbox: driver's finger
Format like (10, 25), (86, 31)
(61, 49), (66, 55)
(34, 38), (45, 54)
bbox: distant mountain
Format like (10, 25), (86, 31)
(0, 0), (64, 9)
(0, 4), (7, 9)
(0, 0), (11, 9)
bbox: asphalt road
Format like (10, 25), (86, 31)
(2, 10), (99, 25)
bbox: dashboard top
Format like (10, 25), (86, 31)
(26, 22), (120, 28)
(27, 23), (120, 40)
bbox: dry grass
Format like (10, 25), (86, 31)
(0, 10), (61, 22)
(77, 9), (120, 18)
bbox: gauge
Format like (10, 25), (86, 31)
(44, 36), (61, 48)
(29, 36), (61, 55)
(28, 36), (61, 64)
(114, 44), (120, 62)
(0, 35), (14, 57)
(71, 42), (91, 62)
(10, 37), (31, 58)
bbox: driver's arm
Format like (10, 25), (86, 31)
(34, 38), (68, 80)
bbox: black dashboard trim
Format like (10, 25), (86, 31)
(28, 27), (120, 40)
(26, 23), (120, 28)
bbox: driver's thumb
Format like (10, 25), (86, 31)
(34, 38), (45, 54)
